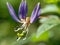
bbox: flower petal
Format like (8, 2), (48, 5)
(7, 2), (20, 23)
(30, 2), (40, 23)
(18, 0), (28, 19)
(38, 9), (40, 16)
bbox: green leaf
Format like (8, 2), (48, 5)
(31, 31), (49, 42)
(36, 16), (60, 38)
(40, 15), (59, 23)
(49, 24), (60, 39)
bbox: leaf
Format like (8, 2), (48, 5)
(49, 24), (60, 39)
(31, 31), (49, 42)
(40, 15), (59, 23)
(36, 16), (60, 38)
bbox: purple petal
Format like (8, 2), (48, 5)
(30, 2), (40, 23)
(7, 2), (20, 23)
(38, 9), (40, 16)
(18, 0), (28, 19)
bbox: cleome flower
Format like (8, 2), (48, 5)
(6, 0), (40, 41)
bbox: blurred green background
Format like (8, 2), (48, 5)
(0, 0), (60, 45)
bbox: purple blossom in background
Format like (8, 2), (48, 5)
(6, 0), (40, 23)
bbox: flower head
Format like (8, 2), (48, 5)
(6, 0), (40, 41)
(7, 0), (40, 23)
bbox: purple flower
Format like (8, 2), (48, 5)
(6, 0), (40, 23)
(6, 0), (40, 41)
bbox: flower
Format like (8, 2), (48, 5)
(6, 0), (40, 41)
(6, 0), (40, 24)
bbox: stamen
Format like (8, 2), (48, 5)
(16, 27), (29, 41)
(17, 37), (21, 41)
(23, 37), (26, 40)
(14, 23), (26, 32)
